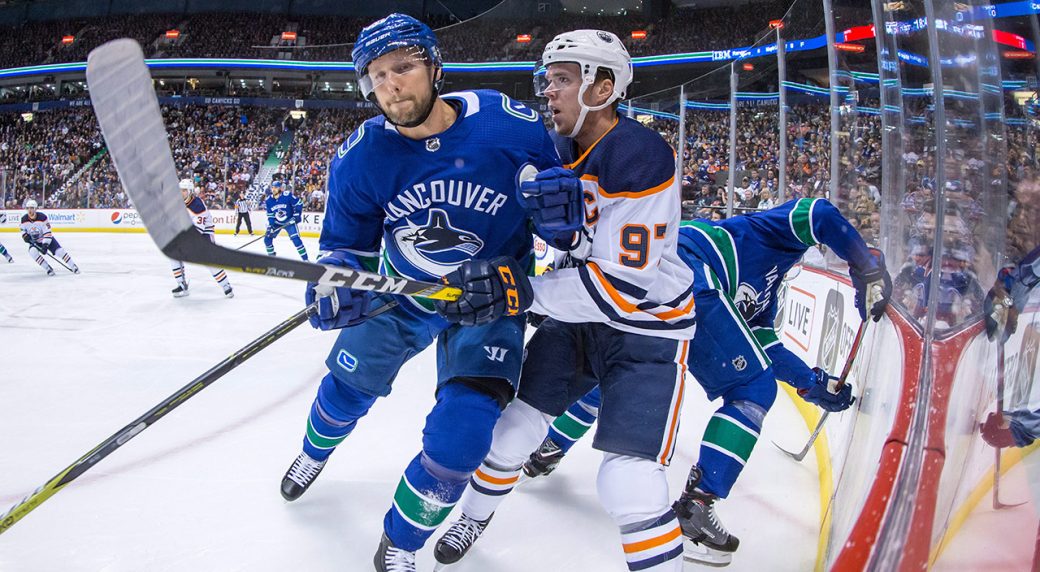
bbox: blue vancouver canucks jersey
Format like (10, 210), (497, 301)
(322, 90), (560, 290)
(679, 198), (876, 380)
(266, 192), (302, 225)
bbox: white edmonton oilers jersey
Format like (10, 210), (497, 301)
(20, 212), (52, 240)
(185, 195), (214, 235)
(530, 116), (696, 340)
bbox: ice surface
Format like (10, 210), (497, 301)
(0, 234), (818, 571)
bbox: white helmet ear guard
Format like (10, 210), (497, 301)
(536, 29), (633, 137)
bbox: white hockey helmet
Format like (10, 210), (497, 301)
(535, 29), (633, 137)
(24, 199), (37, 209)
(178, 178), (194, 192)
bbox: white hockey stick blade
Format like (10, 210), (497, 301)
(86, 39), (460, 301)
(86, 39), (190, 250)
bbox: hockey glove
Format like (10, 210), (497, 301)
(516, 165), (584, 251)
(436, 256), (533, 327)
(304, 250), (373, 330)
(980, 412), (1016, 448)
(21, 233), (31, 244)
(850, 247), (892, 322)
(984, 267), (1018, 342)
(797, 367), (854, 412)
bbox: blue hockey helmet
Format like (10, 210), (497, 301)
(352, 13), (443, 99)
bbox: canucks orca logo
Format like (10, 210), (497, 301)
(734, 283), (762, 321)
(393, 208), (484, 276)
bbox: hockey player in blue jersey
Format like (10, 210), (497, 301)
(517, 197), (892, 565)
(434, 30), (696, 572)
(19, 199), (79, 275)
(263, 179), (308, 261)
(276, 14), (561, 572)
(0, 240), (12, 263)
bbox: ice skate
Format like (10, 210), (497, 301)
(434, 513), (493, 568)
(520, 436), (564, 479)
(674, 466), (739, 567)
(374, 533), (416, 572)
(279, 451), (326, 501)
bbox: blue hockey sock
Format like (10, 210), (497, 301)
(384, 382), (502, 551)
(548, 386), (601, 453)
(301, 373), (378, 461)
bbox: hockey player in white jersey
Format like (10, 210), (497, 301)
(19, 199), (79, 275)
(434, 30), (693, 572)
(170, 179), (233, 298)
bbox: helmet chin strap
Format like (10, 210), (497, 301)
(565, 79), (617, 139)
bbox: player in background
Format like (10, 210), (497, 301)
(275, 14), (560, 572)
(434, 30), (695, 572)
(19, 199), (79, 276)
(980, 244), (1040, 449)
(517, 198), (892, 565)
(0, 240), (12, 263)
(263, 179), (308, 260)
(170, 179), (234, 298)
(233, 190), (253, 235)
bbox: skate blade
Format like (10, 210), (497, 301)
(682, 538), (733, 567)
(433, 562), (452, 571)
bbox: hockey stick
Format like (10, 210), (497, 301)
(85, 39), (459, 302)
(0, 302), (319, 535)
(236, 221), (289, 251)
(993, 339), (1027, 509)
(774, 316), (869, 462)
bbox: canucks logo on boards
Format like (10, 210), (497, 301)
(393, 208), (484, 276)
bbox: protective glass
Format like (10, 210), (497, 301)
(358, 46), (430, 98)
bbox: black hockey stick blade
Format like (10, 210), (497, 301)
(774, 411), (829, 461)
(0, 302), (319, 536)
(774, 318), (871, 462)
(85, 39), (459, 302)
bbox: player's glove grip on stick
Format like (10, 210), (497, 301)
(516, 165), (584, 251)
(304, 250), (372, 330)
(436, 256), (533, 327)
(798, 367), (854, 412)
(850, 247), (892, 322)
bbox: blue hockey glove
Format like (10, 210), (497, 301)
(850, 247), (892, 322)
(516, 165), (584, 251)
(436, 256), (533, 326)
(797, 367), (854, 412)
(305, 250), (373, 330)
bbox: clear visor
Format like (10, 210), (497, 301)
(358, 46), (430, 98)
(533, 60), (585, 98)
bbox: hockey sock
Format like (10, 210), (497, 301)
(697, 400), (764, 498)
(385, 452), (470, 552)
(385, 383), (501, 551)
(263, 233), (276, 256)
(548, 385), (602, 454)
(301, 373), (377, 461)
(599, 453), (682, 571)
(0, 243), (9, 260)
(53, 247), (77, 270)
(460, 399), (550, 521)
(289, 231), (308, 261)
(32, 249), (52, 273)
(171, 264), (186, 286)
(210, 268), (230, 287)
